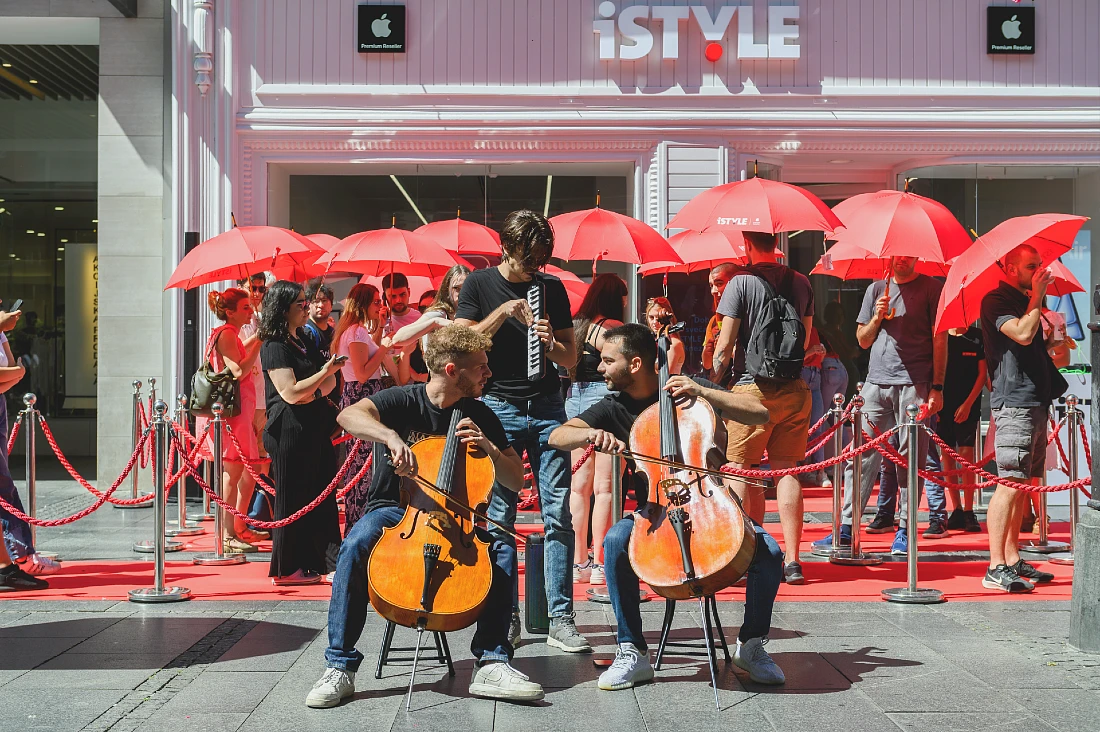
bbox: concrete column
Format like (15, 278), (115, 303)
(96, 5), (168, 482)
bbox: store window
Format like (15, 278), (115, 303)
(0, 44), (98, 423)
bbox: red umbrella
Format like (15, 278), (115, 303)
(1047, 259), (1085, 297)
(811, 239), (949, 280)
(549, 207), (680, 270)
(314, 226), (468, 278)
(165, 226), (321, 290)
(544, 264), (589, 314)
(934, 214), (1089, 333)
(415, 216), (501, 257)
(359, 273), (443, 301)
(667, 178), (843, 235)
(270, 233), (340, 282)
(829, 190), (972, 264)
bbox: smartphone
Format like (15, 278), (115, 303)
(333, 354), (349, 365)
(7, 299), (22, 312)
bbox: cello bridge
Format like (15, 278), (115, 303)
(659, 478), (691, 506)
(425, 511), (453, 532)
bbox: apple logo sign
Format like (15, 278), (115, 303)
(372, 13), (392, 38)
(1001, 14), (1022, 40)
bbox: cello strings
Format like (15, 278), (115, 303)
(615, 449), (773, 492)
(409, 474), (528, 545)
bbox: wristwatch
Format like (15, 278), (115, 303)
(931, 384), (944, 392)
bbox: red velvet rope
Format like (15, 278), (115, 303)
(6, 412), (21, 456)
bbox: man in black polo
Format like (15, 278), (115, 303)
(980, 244), (1061, 592)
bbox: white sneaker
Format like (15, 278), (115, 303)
(733, 637), (785, 685)
(509, 610), (522, 648)
(588, 564), (605, 586)
(469, 661), (544, 702)
(305, 667), (355, 708)
(22, 554), (61, 576)
(272, 569), (322, 586)
(598, 643), (653, 691)
(573, 561), (591, 583)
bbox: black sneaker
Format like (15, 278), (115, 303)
(963, 510), (982, 533)
(923, 518), (949, 539)
(783, 561), (805, 585)
(0, 566), (49, 591)
(865, 514), (895, 534)
(946, 508), (966, 531)
(1012, 559), (1054, 584)
(982, 565), (1034, 593)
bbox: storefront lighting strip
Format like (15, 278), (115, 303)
(389, 175), (428, 226)
(543, 175), (553, 217)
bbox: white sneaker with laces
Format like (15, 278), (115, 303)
(469, 661), (545, 702)
(305, 667), (355, 708)
(598, 643), (653, 691)
(733, 637), (785, 685)
(588, 564), (605, 586)
(22, 554), (61, 576)
(573, 561), (591, 583)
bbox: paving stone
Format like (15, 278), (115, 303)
(859, 670), (1019, 714)
(739, 651), (852, 693)
(791, 611), (910, 638)
(919, 637), (1083, 689)
(0, 635), (85, 669)
(66, 616), (226, 655)
(493, 672), (646, 732)
(0, 688), (128, 731)
(158, 671), (282, 713)
(135, 712), (250, 732)
(0, 614), (128, 637)
(1005, 688), (1100, 731)
(886, 711), (1057, 732)
(753, 688), (889, 732)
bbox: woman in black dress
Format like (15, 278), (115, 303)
(259, 281), (344, 585)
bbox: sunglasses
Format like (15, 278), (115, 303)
(251, 286), (267, 294)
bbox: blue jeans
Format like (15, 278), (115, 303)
(603, 515), (783, 649)
(482, 393), (574, 618)
(876, 416), (947, 522)
(801, 366), (824, 465)
(0, 399), (34, 560)
(324, 505), (515, 672)
(565, 380), (610, 421)
(819, 357), (850, 462)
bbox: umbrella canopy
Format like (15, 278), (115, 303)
(314, 227), (468, 278)
(165, 226), (321, 290)
(669, 230), (747, 266)
(1047, 259), (1085, 297)
(934, 213), (1089, 333)
(829, 190), (972, 264)
(544, 264), (589, 314)
(269, 233), (341, 282)
(549, 207), (680, 267)
(359, 274), (443, 301)
(667, 178), (843, 235)
(415, 217), (501, 257)
(811, 239), (949, 280)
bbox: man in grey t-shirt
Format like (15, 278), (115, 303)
(812, 256), (947, 556)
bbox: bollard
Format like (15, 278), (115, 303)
(813, 393), (847, 558)
(832, 394), (881, 566)
(128, 401), (191, 603)
(133, 409), (184, 553)
(882, 405), (944, 603)
(148, 377), (157, 410)
(166, 395), (203, 537)
(194, 403), (247, 566)
(1020, 407), (1069, 554)
(1052, 395), (1081, 566)
(974, 419), (986, 511)
(116, 380), (153, 509)
(21, 394), (37, 546)
(189, 461), (216, 522)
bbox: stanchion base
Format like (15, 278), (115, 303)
(1019, 540), (1070, 554)
(881, 587), (945, 604)
(165, 523), (205, 537)
(811, 544), (840, 558)
(193, 552), (247, 566)
(1049, 553), (1075, 566)
(133, 540), (184, 553)
(114, 500), (154, 510)
(128, 587), (191, 603)
(188, 512), (215, 522)
(830, 549), (883, 566)
(585, 587), (648, 605)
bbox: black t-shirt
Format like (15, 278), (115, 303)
(261, 333), (326, 413)
(455, 267), (572, 401)
(980, 281), (1052, 409)
(366, 384), (510, 511)
(943, 326), (985, 411)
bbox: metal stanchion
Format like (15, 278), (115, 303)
(133, 408), (184, 553)
(166, 395), (203, 537)
(1052, 395), (1081, 566)
(190, 461), (216, 522)
(1021, 407), (1069, 554)
(974, 419), (986, 511)
(813, 393), (847, 557)
(116, 380), (152, 509)
(21, 394), (38, 546)
(882, 405), (944, 603)
(194, 403), (247, 566)
(128, 401), (191, 603)
(832, 395), (882, 566)
(148, 377), (157, 409)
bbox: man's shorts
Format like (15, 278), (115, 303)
(725, 379), (811, 464)
(935, 408), (980, 450)
(993, 406), (1048, 481)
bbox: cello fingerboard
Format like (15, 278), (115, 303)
(526, 282), (544, 382)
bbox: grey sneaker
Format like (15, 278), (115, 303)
(547, 613), (591, 653)
(305, 667), (355, 708)
(509, 610), (521, 648)
(733, 637), (785, 685)
(598, 643), (653, 690)
(469, 661), (544, 702)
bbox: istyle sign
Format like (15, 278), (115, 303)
(358, 4), (406, 53)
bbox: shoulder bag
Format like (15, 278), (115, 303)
(190, 328), (242, 418)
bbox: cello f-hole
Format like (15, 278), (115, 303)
(399, 510), (424, 539)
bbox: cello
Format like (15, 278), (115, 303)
(627, 322), (756, 600)
(366, 408), (495, 633)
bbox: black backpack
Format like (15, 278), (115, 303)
(744, 266), (806, 382)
